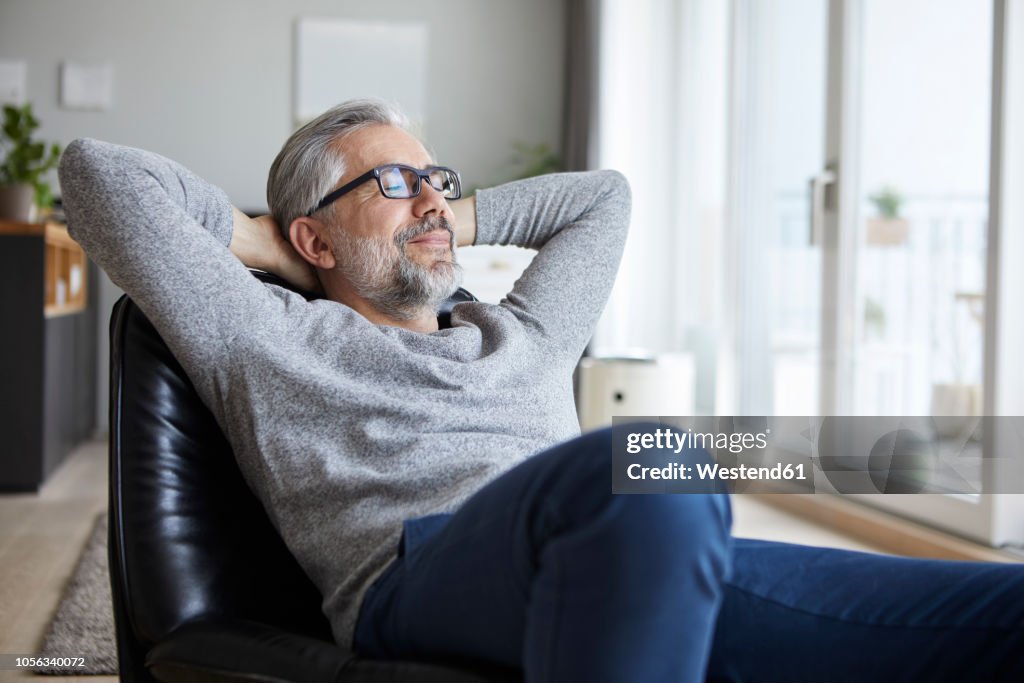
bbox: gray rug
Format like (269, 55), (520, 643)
(35, 512), (118, 675)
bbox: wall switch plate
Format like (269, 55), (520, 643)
(0, 60), (27, 105)
(60, 61), (113, 110)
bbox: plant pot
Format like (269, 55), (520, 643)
(930, 383), (981, 438)
(0, 183), (36, 222)
(866, 218), (909, 246)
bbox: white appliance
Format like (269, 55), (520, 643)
(577, 353), (695, 431)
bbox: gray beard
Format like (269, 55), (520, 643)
(332, 216), (464, 321)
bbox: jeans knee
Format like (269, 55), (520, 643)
(539, 428), (732, 539)
(529, 429), (731, 564)
(533, 427), (616, 500)
(594, 494), (733, 593)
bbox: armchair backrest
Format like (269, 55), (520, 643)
(107, 291), (330, 681)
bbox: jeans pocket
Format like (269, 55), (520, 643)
(399, 512), (453, 557)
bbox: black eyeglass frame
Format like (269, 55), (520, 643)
(306, 164), (462, 216)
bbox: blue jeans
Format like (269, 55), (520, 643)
(353, 427), (1024, 682)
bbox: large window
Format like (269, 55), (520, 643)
(594, 0), (1024, 548)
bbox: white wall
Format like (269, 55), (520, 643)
(0, 0), (567, 431)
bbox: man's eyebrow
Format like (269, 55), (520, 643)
(383, 160), (436, 167)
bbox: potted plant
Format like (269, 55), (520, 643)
(865, 185), (909, 246)
(931, 292), (984, 438)
(0, 103), (62, 222)
(863, 296), (887, 340)
(509, 141), (563, 179)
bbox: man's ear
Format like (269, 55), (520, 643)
(289, 216), (338, 270)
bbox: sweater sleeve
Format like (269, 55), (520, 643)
(472, 170), (631, 360)
(59, 138), (286, 400)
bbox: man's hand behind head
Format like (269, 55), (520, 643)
(229, 207), (322, 294)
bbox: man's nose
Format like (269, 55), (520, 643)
(412, 182), (450, 218)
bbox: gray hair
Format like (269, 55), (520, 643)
(266, 98), (410, 237)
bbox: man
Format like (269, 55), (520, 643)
(60, 99), (1023, 682)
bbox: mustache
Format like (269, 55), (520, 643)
(394, 216), (455, 248)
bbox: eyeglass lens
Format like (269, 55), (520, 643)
(378, 166), (459, 199)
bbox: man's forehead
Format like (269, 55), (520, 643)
(335, 124), (434, 170)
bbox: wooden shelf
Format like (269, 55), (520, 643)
(45, 224), (88, 316)
(0, 220), (88, 317)
(0, 219), (49, 236)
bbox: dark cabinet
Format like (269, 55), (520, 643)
(0, 220), (96, 491)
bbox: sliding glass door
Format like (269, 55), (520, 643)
(731, 0), (1023, 545)
(820, 0), (991, 420)
(742, 0), (993, 419)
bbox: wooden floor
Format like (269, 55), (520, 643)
(0, 438), (895, 681)
(0, 439), (113, 683)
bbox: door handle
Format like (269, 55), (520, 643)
(809, 166), (837, 246)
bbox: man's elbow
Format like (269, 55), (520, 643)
(601, 169), (631, 201)
(597, 169), (632, 233)
(59, 138), (103, 185)
(59, 138), (122, 244)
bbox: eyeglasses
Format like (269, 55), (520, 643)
(307, 164), (462, 216)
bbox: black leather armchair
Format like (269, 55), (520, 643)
(108, 271), (521, 682)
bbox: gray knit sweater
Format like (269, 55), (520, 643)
(59, 138), (630, 646)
